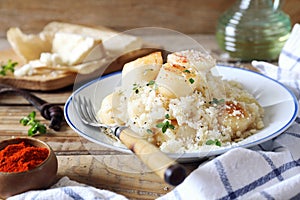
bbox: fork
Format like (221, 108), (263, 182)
(74, 95), (186, 186)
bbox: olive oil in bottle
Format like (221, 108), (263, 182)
(216, 0), (291, 61)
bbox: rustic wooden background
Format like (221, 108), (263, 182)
(0, 0), (299, 37)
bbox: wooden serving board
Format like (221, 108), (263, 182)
(0, 48), (162, 91)
(0, 49), (77, 91)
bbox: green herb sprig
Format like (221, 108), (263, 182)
(206, 139), (222, 147)
(0, 59), (18, 76)
(20, 111), (47, 136)
(156, 114), (175, 133)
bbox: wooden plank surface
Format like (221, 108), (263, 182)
(57, 155), (171, 199)
(0, 0), (299, 37)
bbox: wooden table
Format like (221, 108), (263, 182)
(0, 34), (254, 199)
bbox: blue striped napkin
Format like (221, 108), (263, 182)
(159, 129), (300, 200)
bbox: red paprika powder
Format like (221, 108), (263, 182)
(0, 141), (49, 173)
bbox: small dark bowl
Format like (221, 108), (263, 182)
(0, 137), (58, 199)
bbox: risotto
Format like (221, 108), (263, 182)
(97, 50), (264, 153)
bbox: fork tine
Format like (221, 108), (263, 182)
(80, 97), (93, 122)
(82, 97), (98, 123)
(85, 98), (99, 122)
(74, 95), (99, 125)
(75, 96), (88, 123)
(74, 95), (108, 128)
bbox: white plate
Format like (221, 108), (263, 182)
(64, 65), (299, 162)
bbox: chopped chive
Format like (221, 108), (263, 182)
(206, 139), (222, 146)
(209, 98), (225, 105)
(189, 78), (195, 84)
(146, 129), (153, 134)
(147, 80), (155, 86)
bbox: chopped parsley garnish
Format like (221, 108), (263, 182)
(132, 83), (141, 94)
(156, 114), (175, 133)
(209, 98), (225, 105)
(0, 59), (18, 76)
(146, 129), (153, 134)
(206, 139), (222, 147)
(183, 69), (191, 73)
(156, 121), (175, 133)
(146, 80), (155, 86)
(189, 78), (195, 84)
(20, 111), (47, 136)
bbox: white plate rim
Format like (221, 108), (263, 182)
(64, 65), (299, 162)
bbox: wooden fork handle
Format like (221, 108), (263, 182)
(116, 127), (186, 186)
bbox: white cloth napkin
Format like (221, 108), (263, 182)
(9, 24), (300, 200)
(8, 176), (128, 200)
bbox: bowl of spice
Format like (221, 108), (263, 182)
(0, 137), (58, 199)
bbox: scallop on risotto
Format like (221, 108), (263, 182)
(97, 50), (264, 153)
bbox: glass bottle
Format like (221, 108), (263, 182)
(216, 0), (291, 61)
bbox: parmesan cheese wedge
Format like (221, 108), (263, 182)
(7, 21), (143, 77)
(52, 32), (102, 66)
(6, 27), (52, 62)
(43, 21), (142, 57)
